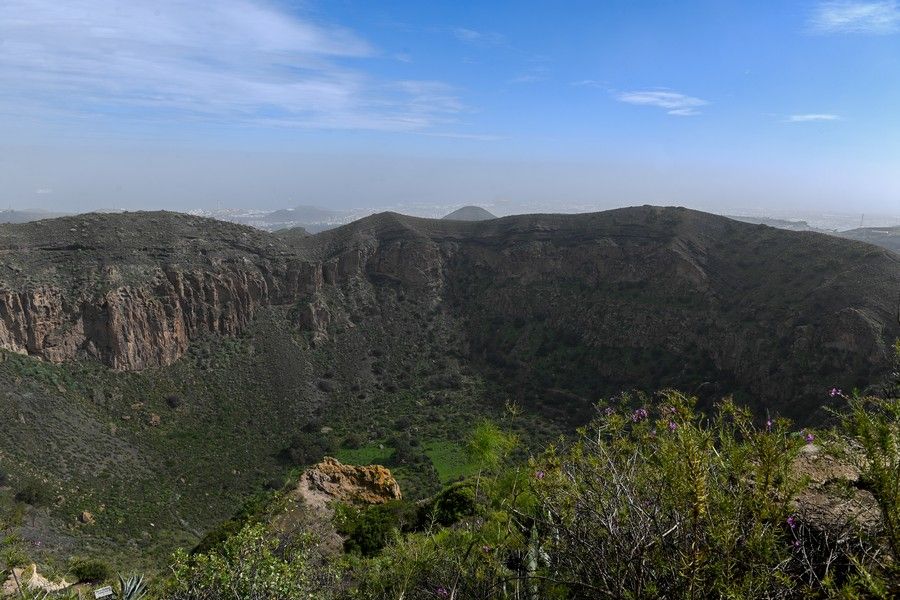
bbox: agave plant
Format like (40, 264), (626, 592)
(116, 574), (147, 600)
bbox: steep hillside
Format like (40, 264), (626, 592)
(839, 225), (900, 253)
(0, 206), (897, 570)
(297, 207), (898, 421)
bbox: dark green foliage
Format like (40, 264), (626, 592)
(42, 376), (896, 598)
(0, 295), (505, 571)
(278, 431), (336, 466)
(69, 557), (112, 583)
(165, 524), (338, 599)
(335, 501), (418, 557)
(13, 479), (51, 507)
(192, 490), (275, 555)
(418, 481), (475, 527)
(352, 394), (894, 599)
(342, 433), (363, 450)
(837, 379), (900, 595)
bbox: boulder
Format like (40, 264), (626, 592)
(299, 457), (401, 509)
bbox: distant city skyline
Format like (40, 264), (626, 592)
(1, 1), (898, 215)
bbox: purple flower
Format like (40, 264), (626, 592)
(829, 387), (842, 398)
(436, 586), (450, 598)
(787, 515), (797, 530)
(765, 419), (773, 432)
(482, 545), (492, 553)
(604, 407), (615, 417)
(792, 540), (802, 549)
(804, 432), (815, 444)
(534, 470), (545, 480)
(631, 408), (648, 423)
(667, 420), (678, 432)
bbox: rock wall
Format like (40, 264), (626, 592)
(0, 260), (332, 371)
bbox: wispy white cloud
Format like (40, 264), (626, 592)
(810, 1), (900, 34)
(0, 0), (469, 132)
(571, 79), (604, 88)
(785, 113), (842, 122)
(616, 90), (708, 116)
(453, 28), (506, 46)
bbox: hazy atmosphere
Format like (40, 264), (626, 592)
(2, 0), (898, 219)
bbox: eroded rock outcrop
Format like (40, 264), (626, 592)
(1, 564), (71, 596)
(298, 457), (402, 509)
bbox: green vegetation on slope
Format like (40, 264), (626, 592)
(138, 382), (900, 599)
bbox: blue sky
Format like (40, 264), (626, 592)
(1, 0), (899, 215)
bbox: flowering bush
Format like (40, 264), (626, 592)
(163, 523), (339, 600)
(351, 389), (899, 599)
(837, 390), (900, 596)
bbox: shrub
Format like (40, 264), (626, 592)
(278, 431), (335, 466)
(69, 557), (111, 583)
(342, 433), (363, 450)
(525, 393), (808, 598)
(352, 395), (854, 599)
(14, 479), (51, 507)
(418, 482), (476, 527)
(838, 390), (900, 594)
(1, 535), (29, 571)
(335, 501), (418, 557)
(164, 523), (339, 599)
(166, 395), (183, 409)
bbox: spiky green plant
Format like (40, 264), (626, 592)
(116, 574), (148, 600)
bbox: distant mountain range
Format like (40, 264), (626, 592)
(4, 205), (898, 256)
(0, 209), (69, 223)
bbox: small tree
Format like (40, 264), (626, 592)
(164, 523), (339, 600)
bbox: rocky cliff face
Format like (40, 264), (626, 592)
(0, 212), (336, 370)
(0, 264), (328, 370)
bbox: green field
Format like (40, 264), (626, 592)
(423, 440), (475, 483)
(333, 444), (394, 466)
